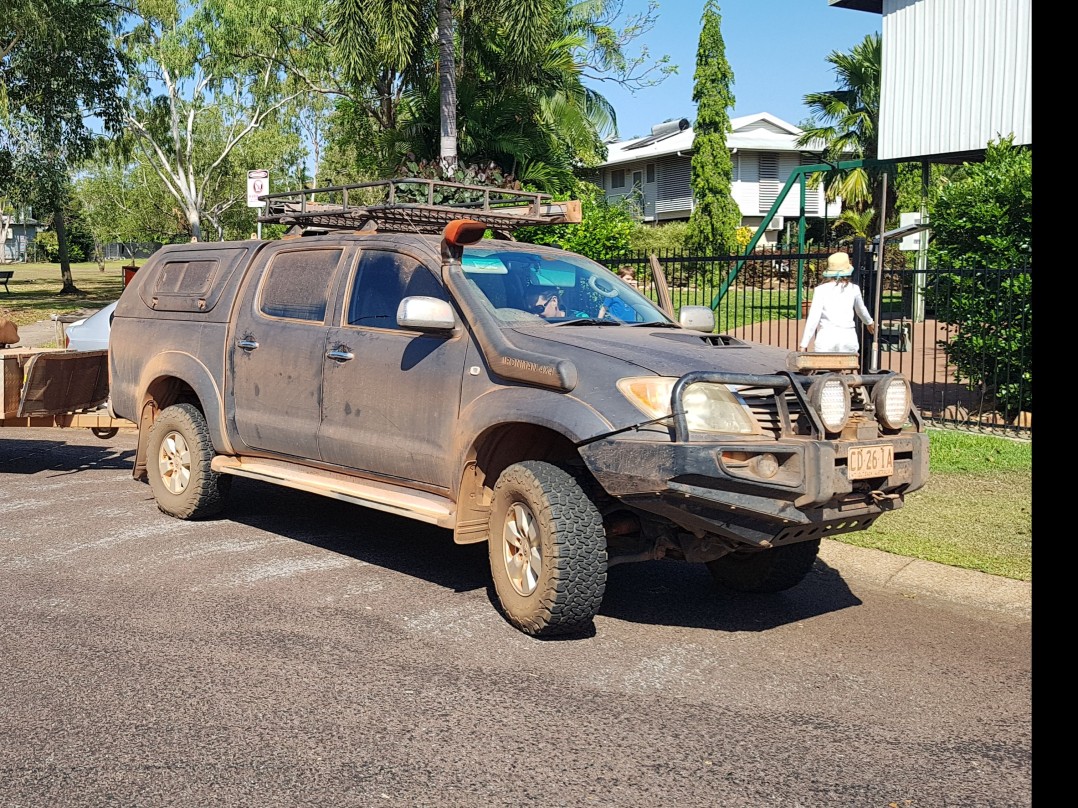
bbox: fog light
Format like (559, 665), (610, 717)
(750, 453), (779, 478)
(808, 373), (850, 433)
(872, 375), (912, 430)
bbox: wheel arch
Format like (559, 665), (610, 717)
(451, 390), (612, 545)
(131, 352), (231, 480)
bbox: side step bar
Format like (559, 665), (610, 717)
(210, 455), (455, 528)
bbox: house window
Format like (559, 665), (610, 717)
(758, 152), (779, 212)
(611, 169), (625, 189)
(646, 164), (655, 184)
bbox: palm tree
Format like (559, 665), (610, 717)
(797, 33), (893, 219)
(367, 0), (621, 191)
(331, 0), (552, 170)
(831, 207), (875, 245)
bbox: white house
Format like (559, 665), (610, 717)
(594, 112), (846, 242)
(0, 213), (43, 263)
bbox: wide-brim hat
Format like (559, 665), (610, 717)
(823, 252), (854, 278)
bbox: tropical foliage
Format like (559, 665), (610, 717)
(324, 0), (672, 192)
(515, 181), (635, 263)
(1, 0), (127, 290)
(923, 137), (1033, 416)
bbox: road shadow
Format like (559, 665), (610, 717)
(221, 477), (492, 594)
(220, 478), (863, 633)
(597, 557), (862, 631)
(0, 435), (136, 475)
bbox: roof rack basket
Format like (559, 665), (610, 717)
(257, 178), (581, 235)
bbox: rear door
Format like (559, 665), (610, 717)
(230, 242), (352, 458)
(318, 247), (467, 488)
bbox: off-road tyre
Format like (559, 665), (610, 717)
(488, 461), (607, 637)
(706, 539), (821, 594)
(146, 403), (231, 520)
(91, 427), (119, 439)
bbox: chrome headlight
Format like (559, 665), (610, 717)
(807, 374), (850, 433)
(872, 375), (912, 430)
(617, 377), (756, 435)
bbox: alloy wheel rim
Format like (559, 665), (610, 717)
(502, 501), (542, 596)
(157, 430), (192, 495)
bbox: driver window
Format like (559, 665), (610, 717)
(346, 251), (444, 330)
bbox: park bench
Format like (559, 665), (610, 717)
(0, 270), (12, 293)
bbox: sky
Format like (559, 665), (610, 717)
(587, 0), (881, 141)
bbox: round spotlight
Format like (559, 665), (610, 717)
(872, 375), (912, 430)
(808, 374), (850, 433)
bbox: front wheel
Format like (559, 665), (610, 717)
(488, 461), (607, 637)
(706, 539), (821, 594)
(145, 403), (231, 519)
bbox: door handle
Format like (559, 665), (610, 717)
(237, 339), (259, 350)
(327, 349), (354, 361)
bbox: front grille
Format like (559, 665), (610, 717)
(736, 386), (803, 439)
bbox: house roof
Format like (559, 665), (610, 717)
(0, 215), (42, 227)
(600, 112), (832, 167)
(827, 0), (881, 13)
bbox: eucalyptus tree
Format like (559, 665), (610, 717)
(796, 33), (891, 217)
(686, 0), (739, 255)
(1, 0), (126, 291)
(121, 0), (312, 241)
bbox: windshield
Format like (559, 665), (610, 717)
(461, 247), (671, 326)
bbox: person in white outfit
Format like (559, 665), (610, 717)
(799, 252), (875, 353)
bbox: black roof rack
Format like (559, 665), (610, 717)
(257, 178), (581, 235)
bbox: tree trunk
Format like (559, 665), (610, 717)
(437, 0), (457, 170)
(186, 206), (202, 242)
(54, 205), (80, 295)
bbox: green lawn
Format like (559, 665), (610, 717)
(835, 429), (1032, 581)
(0, 260), (127, 327)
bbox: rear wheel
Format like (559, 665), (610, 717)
(706, 539), (821, 594)
(488, 461), (607, 637)
(146, 403), (230, 519)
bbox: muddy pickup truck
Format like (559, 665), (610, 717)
(107, 178), (929, 637)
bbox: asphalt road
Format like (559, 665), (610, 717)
(1, 428), (1032, 807)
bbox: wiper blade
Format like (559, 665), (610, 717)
(552, 318), (620, 326)
(627, 321), (680, 328)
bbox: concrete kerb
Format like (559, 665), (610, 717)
(819, 539), (1031, 621)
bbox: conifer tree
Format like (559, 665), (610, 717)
(686, 1), (740, 254)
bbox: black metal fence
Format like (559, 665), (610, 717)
(604, 246), (1032, 439)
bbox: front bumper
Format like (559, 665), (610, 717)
(578, 431), (930, 547)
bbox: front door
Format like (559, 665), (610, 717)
(318, 248), (468, 488)
(231, 244), (349, 458)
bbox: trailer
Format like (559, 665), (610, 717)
(1, 348), (134, 438)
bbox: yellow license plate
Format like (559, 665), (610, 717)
(848, 444), (894, 480)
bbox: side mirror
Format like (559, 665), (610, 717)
(679, 305), (715, 333)
(397, 296), (457, 332)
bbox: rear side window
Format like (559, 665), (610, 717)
(260, 248), (343, 322)
(154, 259), (219, 295)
